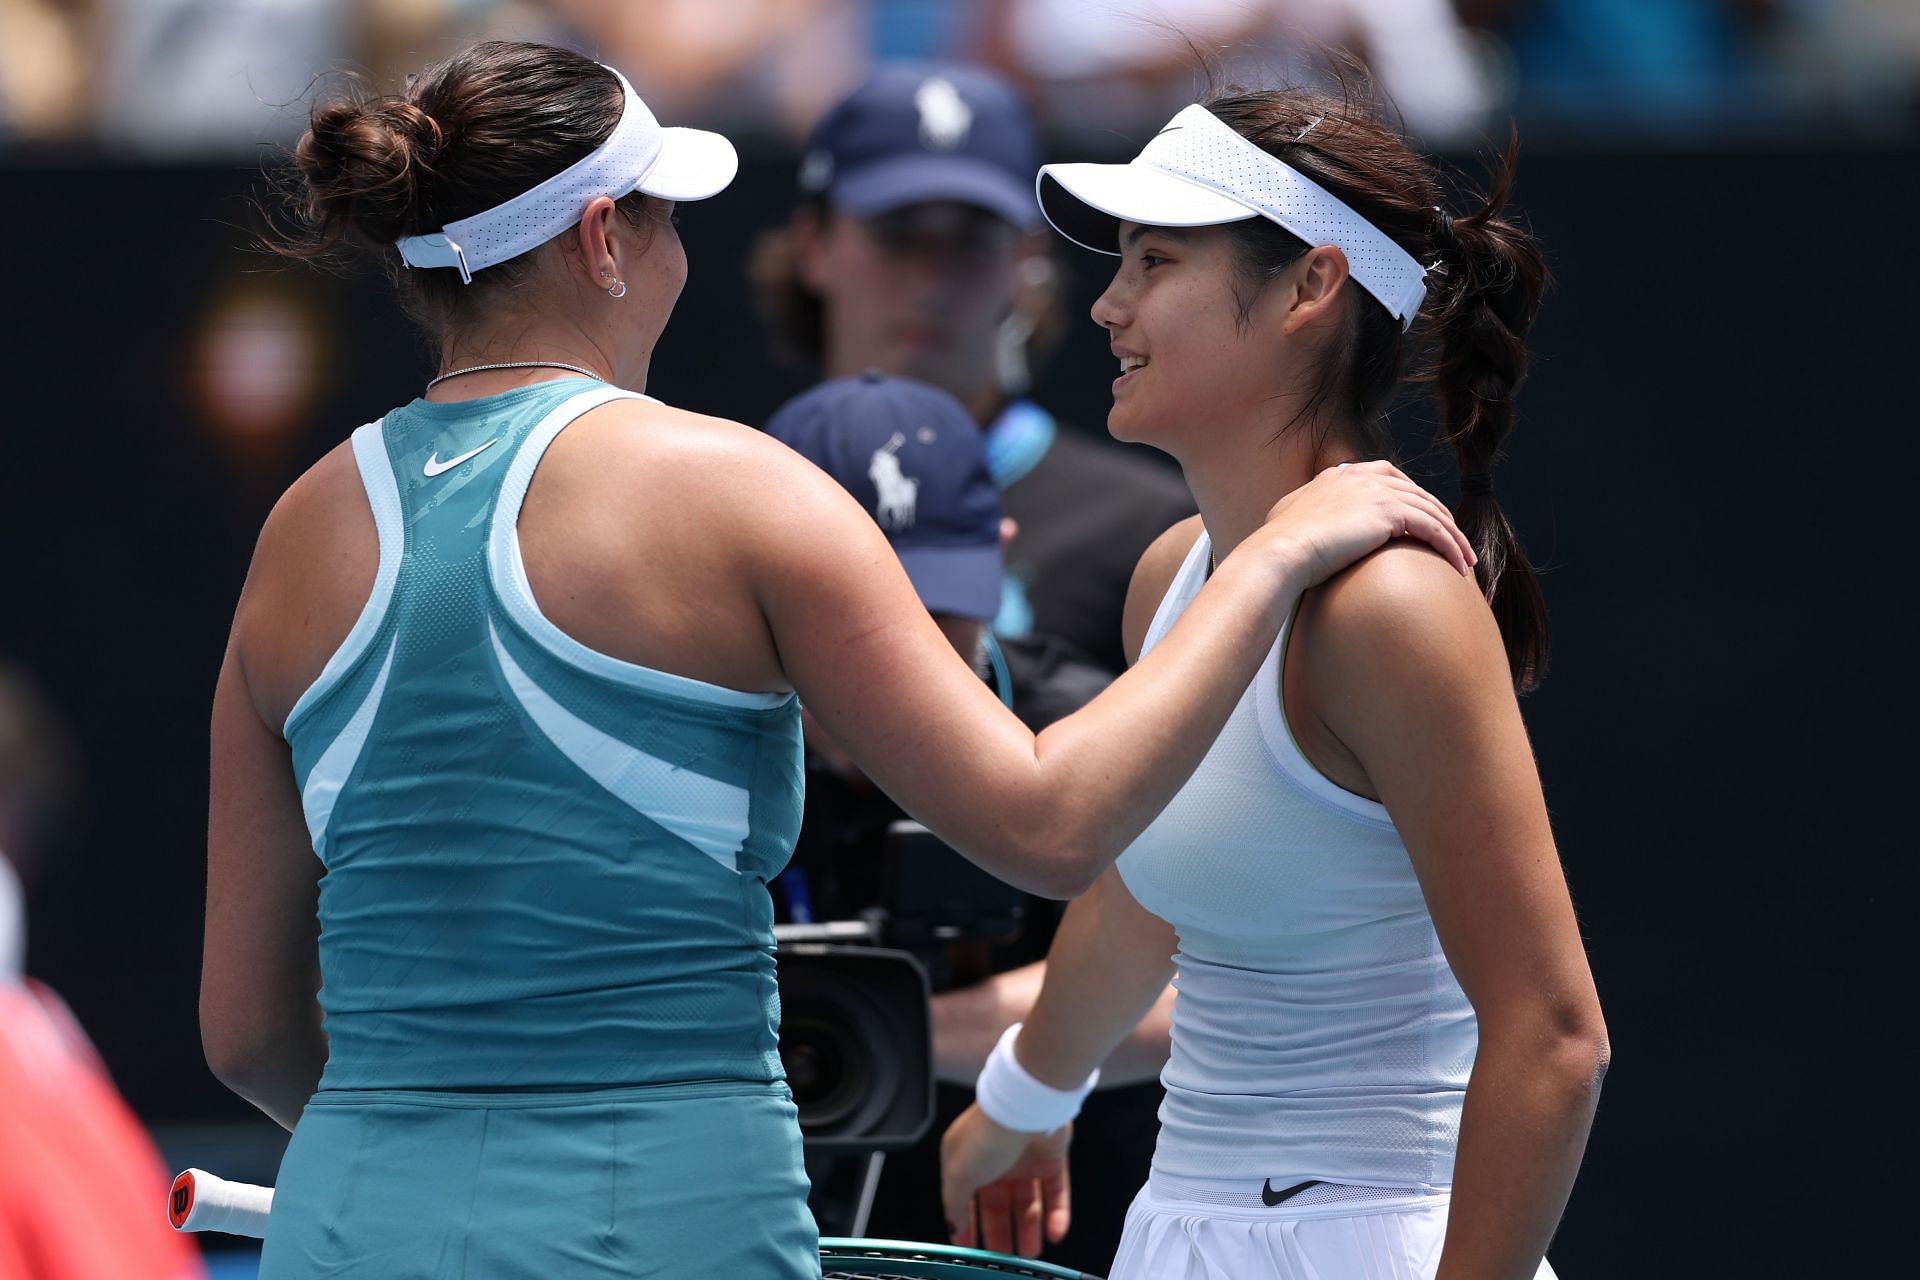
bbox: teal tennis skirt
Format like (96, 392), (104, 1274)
(259, 1081), (819, 1279)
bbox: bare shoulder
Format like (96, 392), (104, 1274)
(234, 438), (378, 724)
(563, 397), (847, 508)
(252, 439), (364, 564)
(551, 395), (891, 590)
(1122, 514), (1206, 666)
(242, 439), (372, 622)
(1298, 541), (1509, 697)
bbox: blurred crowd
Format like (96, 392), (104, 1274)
(3, 0), (1917, 156)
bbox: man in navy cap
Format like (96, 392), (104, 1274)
(753, 66), (1191, 1269)
(764, 371), (1011, 743)
(753, 62), (1194, 707)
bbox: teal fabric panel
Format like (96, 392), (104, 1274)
(282, 380), (804, 1092)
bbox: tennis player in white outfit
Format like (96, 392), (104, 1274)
(940, 87), (1609, 1280)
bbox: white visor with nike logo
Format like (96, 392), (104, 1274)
(396, 66), (737, 285)
(1037, 104), (1428, 329)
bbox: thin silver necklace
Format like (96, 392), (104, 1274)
(426, 359), (603, 391)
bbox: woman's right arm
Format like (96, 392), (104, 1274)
(749, 455), (1471, 897)
(940, 866), (1177, 1255)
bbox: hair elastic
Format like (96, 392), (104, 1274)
(1459, 471), (1495, 497)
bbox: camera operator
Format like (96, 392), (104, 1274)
(755, 70), (1191, 1265)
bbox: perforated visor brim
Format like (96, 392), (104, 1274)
(637, 127), (740, 202)
(1037, 163), (1259, 255)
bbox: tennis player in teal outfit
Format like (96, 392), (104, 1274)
(201, 41), (1478, 1278)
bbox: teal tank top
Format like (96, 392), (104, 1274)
(282, 379), (805, 1091)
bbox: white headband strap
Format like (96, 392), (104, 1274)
(396, 66), (662, 285)
(1143, 105), (1428, 326)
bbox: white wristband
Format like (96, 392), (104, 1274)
(974, 1022), (1100, 1134)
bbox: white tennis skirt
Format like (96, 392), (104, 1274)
(1109, 1174), (1560, 1280)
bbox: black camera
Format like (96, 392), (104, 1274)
(773, 822), (1026, 1157)
(877, 820), (1027, 948)
(775, 942), (933, 1153)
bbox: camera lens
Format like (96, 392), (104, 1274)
(775, 945), (927, 1149)
(780, 1013), (872, 1129)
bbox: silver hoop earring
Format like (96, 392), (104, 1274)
(607, 279), (628, 299)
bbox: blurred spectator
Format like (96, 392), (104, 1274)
(93, 0), (352, 155)
(88, 0), (492, 156)
(975, 0), (1272, 140)
(0, 665), (206, 1279)
(545, 0), (868, 137)
(1462, 0), (1837, 132)
(1789, 0), (1920, 122)
(871, 0), (984, 60)
(0, 0), (95, 144)
(975, 0), (1496, 145)
(5, 0), (1917, 151)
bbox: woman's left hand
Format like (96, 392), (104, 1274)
(940, 1103), (1073, 1257)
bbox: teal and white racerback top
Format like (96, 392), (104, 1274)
(282, 379), (805, 1092)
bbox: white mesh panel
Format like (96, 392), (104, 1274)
(1142, 105), (1428, 324)
(397, 68), (663, 282)
(1040, 103), (1429, 327)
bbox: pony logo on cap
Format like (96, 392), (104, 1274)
(869, 433), (920, 530)
(915, 77), (972, 151)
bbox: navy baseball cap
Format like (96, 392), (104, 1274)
(798, 62), (1042, 230)
(766, 373), (1003, 621)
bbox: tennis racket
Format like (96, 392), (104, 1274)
(820, 1238), (1101, 1278)
(165, 1173), (1105, 1278)
(167, 1169), (272, 1236)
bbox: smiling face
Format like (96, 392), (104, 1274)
(1091, 221), (1301, 457)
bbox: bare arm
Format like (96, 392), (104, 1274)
(998, 868), (1177, 1090)
(202, 638), (327, 1131)
(941, 867), (1178, 1255)
(752, 458), (1472, 898)
(931, 961), (1174, 1086)
(1303, 546), (1609, 1280)
(200, 467), (361, 1132)
(929, 521), (1198, 1086)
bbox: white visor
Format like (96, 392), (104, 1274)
(396, 66), (737, 284)
(1038, 104), (1428, 329)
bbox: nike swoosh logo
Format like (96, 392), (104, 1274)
(1261, 1178), (1322, 1207)
(422, 438), (499, 477)
(1151, 125), (1184, 139)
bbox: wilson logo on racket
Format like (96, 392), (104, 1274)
(168, 1174), (194, 1228)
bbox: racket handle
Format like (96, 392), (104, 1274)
(168, 1168), (274, 1237)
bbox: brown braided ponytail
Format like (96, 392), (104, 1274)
(1206, 86), (1552, 690)
(1425, 137), (1550, 688)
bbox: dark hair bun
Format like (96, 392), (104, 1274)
(270, 41), (631, 333)
(295, 94), (444, 247)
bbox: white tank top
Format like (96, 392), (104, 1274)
(1116, 532), (1478, 1191)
